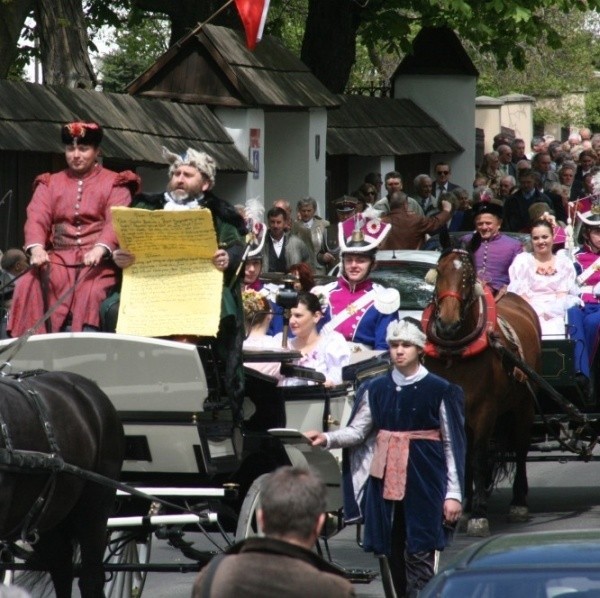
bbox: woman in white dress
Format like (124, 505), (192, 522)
(277, 291), (350, 387)
(508, 219), (580, 336)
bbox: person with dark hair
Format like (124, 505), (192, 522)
(373, 172), (423, 216)
(8, 121), (140, 336)
(306, 317), (466, 598)
(277, 291), (350, 387)
(192, 466), (355, 597)
(364, 172), (383, 198)
(432, 161), (459, 198)
(262, 206), (311, 273)
(288, 262), (315, 292)
(508, 218), (579, 337)
(356, 182), (378, 207)
(511, 138), (527, 164)
(461, 201), (522, 295)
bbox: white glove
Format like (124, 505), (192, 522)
(593, 282), (600, 297)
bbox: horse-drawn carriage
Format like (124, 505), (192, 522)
(1, 249), (600, 596)
(0, 331), (370, 597)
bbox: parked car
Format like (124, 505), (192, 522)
(369, 249), (438, 319)
(421, 529), (600, 598)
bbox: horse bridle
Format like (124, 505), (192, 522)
(428, 249), (488, 351)
(433, 249), (478, 321)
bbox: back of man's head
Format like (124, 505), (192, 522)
(259, 467), (326, 543)
(388, 192), (408, 211)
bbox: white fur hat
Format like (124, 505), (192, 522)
(162, 146), (217, 187)
(385, 318), (426, 348)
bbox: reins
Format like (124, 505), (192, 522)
(0, 262), (97, 369)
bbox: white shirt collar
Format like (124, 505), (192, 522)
(392, 363), (428, 386)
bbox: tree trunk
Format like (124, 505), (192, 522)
(300, 0), (363, 93)
(34, 0), (96, 88)
(134, 0), (241, 47)
(0, 0), (35, 79)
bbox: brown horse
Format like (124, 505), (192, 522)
(423, 248), (541, 536)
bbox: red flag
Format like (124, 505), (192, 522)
(234, 0), (270, 50)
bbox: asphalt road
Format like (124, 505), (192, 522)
(138, 459), (600, 598)
(11, 459), (600, 597)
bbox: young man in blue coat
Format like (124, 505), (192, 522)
(306, 317), (466, 597)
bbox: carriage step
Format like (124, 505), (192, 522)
(107, 512), (218, 528)
(116, 486), (230, 498)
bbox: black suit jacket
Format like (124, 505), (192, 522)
(432, 181), (459, 196)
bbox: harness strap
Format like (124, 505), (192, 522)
(0, 374), (61, 541)
(0, 265), (96, 368)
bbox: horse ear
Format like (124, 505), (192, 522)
(466, 232), (482, 254)
(425, 268), (438, 285)
(473, 281), (484, 297)
(439, 227), (451, 250)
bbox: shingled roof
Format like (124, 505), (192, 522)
(0, 80), (252, 171)
(327, 95), (463, 156)
(127, 24), (340, 110)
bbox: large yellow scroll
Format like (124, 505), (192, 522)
(111, 207), (222, 337)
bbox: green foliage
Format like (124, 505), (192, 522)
(585, 90), (600, 131)
(97, 16), (168, 92)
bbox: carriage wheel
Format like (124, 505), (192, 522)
(235, 474), (269, 541)
(104, 528), (153, 598)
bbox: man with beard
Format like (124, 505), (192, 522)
(113, 147), (247, 418)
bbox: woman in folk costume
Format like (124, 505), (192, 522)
(8, 121), (140, 335)
(567, 208), (600, 387)
(313, 208), (400, 351)
(306, 318), (466, 597)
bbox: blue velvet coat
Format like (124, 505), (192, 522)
(342, 372), (466, 556)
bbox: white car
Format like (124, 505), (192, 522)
(328, 249), (439, 320)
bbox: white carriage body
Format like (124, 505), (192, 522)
(0, 333), (238, 479)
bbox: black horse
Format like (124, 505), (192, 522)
(0, 370), (124, 597)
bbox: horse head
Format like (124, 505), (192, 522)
(430, 248), (482, 340)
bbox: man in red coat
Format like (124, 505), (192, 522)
(8, 121), (140, 335)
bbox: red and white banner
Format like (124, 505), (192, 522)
(234, 0), (270, 50)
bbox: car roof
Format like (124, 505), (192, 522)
(446, 529), (600, 571)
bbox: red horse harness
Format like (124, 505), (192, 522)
(422, 284), (497, 358)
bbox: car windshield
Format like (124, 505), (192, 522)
(371, 261), (435, 311)
(438, 570), (600, 598)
